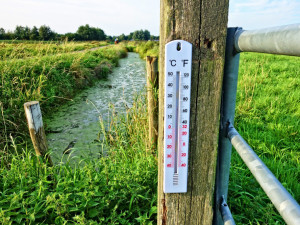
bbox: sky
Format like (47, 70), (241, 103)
(0, 0), (300, 36)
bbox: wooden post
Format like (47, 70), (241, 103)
(158, 0), (229, 224)
(146, 56), (159, 150)
(24, 101), (53, 166)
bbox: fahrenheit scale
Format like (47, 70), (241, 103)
(164, 40), (192, 193)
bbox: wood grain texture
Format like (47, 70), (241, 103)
(146, 56), (159, 151)
(24, 101), (53, 166)
(158, 0), (229, 224)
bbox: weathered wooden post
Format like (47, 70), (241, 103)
(146, 56), (159, 150)
(157, 0), (229, 224)
(24, 101), (53, 166)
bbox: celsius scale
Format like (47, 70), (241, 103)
(164, 40), (192, 193)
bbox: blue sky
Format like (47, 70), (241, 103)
(0, 0), (300, 36)
(229, 0), (300, 29)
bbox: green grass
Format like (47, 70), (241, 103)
(228, 52), (300, 224)
(124, 41), (159, 59)
(0, 41), (108, 60)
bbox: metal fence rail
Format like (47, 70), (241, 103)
(235, 24), (300, 56)
(228, 125), (300, 225)
(214, 24), (300, 225)
(220, 195), (236, 225)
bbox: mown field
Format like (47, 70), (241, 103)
(0, 41), (299, 224)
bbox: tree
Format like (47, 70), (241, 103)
(94, 27), (106, 40)
(14, 26), (30, 40)
(30, 26), (39, 40)
(132, 30), (145, 40)
(118, 33), (126, 41)
(0, 28), (5, 40)
(76, 24), (106, 41)
(62, 32), (80, 41)
(144, 30), (150, 40)
(14, 26), (23, 39)
(131, 30), (151, 40)
(127, 32), (134, 40)
(77, 24), (89, 40)
(39, 25), (55, 40)
(5, 31), (14, 40)
(23, 26), (31, 40)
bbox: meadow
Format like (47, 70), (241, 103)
(0, 41), (108, 60)
(0, 40), (299, 224)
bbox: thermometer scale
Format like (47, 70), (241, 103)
(164, 40), (192, 193)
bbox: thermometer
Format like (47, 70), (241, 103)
(164, 40), (192, 193)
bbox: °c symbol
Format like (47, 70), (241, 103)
(169, 60), (176, 67)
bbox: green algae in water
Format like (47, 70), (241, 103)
(45, 53), (146, 163)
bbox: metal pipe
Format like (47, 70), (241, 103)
(220, 196), (236, 225)
(235, 23), (300, 56)
(228, 125), (300, 225)
(214, 27), (241, 225)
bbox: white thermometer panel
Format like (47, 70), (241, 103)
(164, 40), (192, 193)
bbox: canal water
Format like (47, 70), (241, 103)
(45, 53), (146, 163)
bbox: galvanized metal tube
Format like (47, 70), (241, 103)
(220, 196), (236, 225)
(235, 23), (300, 56)
(228, 126), (300, 225)
(214, 27), (241, 225)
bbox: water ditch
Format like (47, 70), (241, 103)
(45, 52), (146, 163)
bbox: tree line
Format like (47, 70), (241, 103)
(0, 24), (159, 41)
(116, 30), (159, 41)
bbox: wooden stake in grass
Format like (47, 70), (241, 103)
(146, 56), (159, 150)
(158, 0), (229, 224)
(24, 101), (53, 166)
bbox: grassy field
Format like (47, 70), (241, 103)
(0, 41), (299, 224)
(229, 52), (299, 224)
(0, 41), (108, 60)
